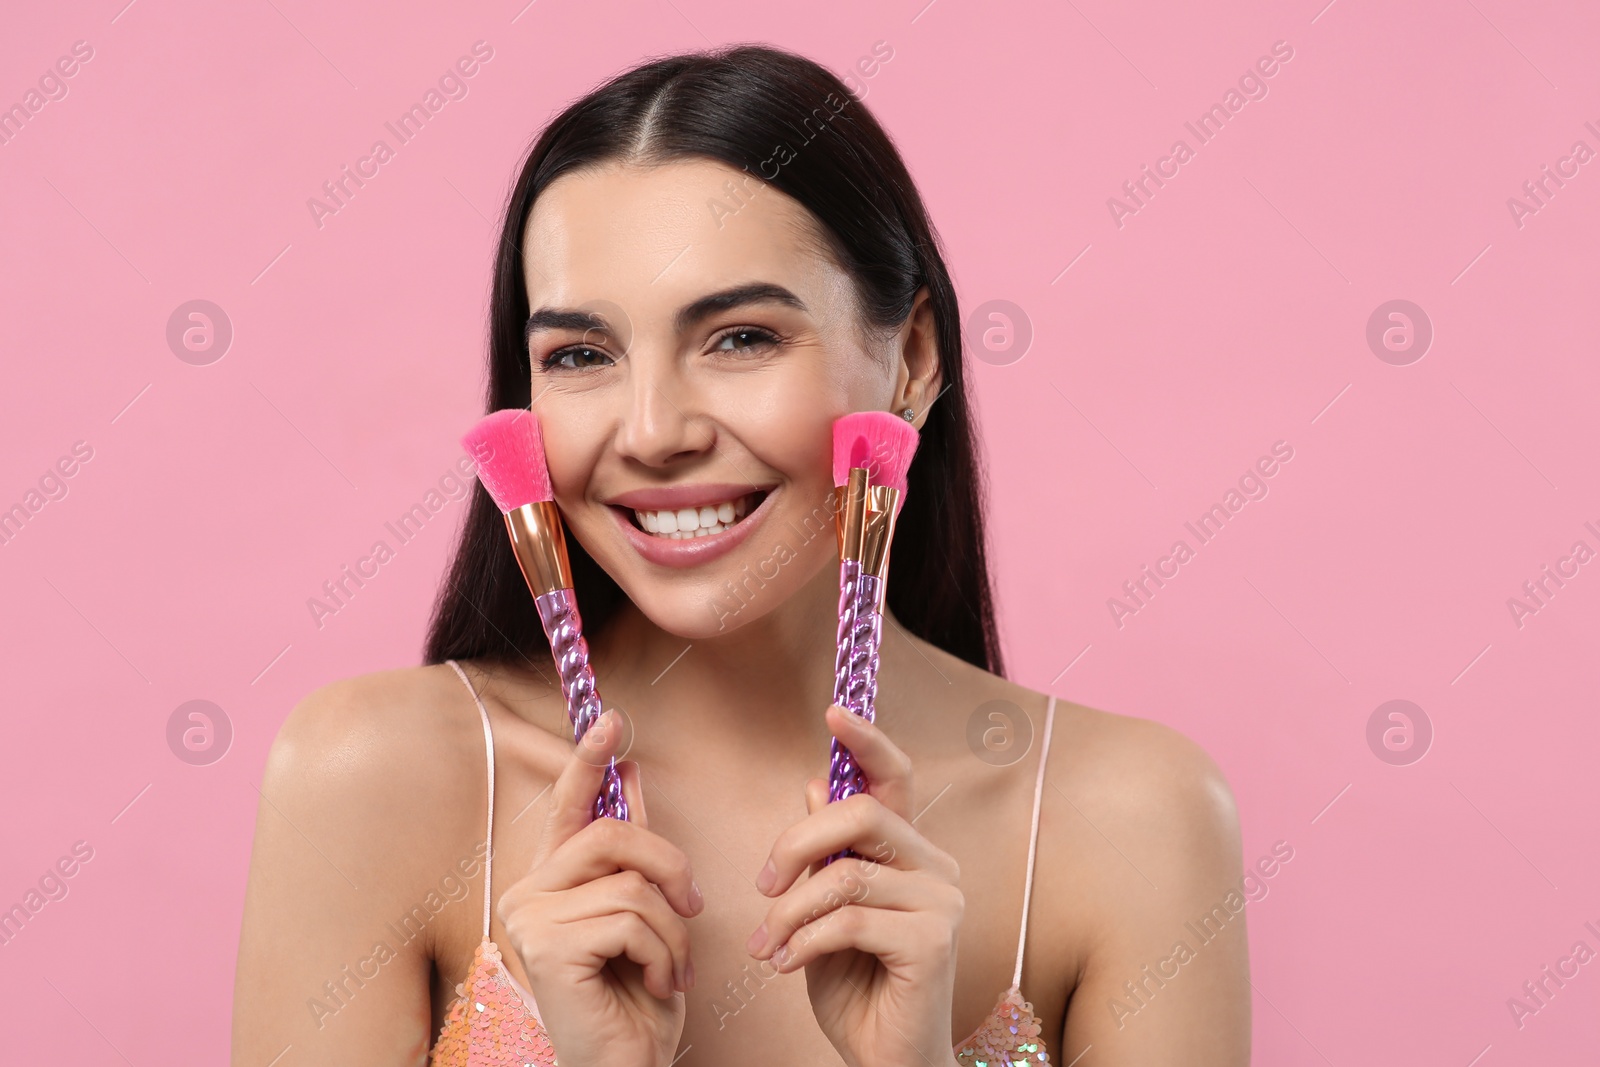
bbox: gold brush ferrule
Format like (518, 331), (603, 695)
(835, 468), (870, 563)
(860, 485), (902, 580)
(838, 483), (851, 550)
(504, 501), (573, 596)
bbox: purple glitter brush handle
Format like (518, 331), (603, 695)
(826, 562), (884, 864)
(534, 587), (629, 824)
(829, 568), (883, 795)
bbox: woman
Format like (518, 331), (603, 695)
(232, 43), (1251, 1067)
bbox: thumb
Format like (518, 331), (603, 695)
(531, 708), (625, 867)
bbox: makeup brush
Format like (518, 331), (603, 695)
(463, 408), (628, 823)
(826, 411), (919, 862)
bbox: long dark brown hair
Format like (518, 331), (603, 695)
(423, 43), (1004, 677)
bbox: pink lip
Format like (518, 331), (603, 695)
(608, 483), (769, 510)
(611, 488), (777, 568)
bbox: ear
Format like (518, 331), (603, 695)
(890, 286), (943, 429)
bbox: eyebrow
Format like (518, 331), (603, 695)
(523, 282), (808, 346)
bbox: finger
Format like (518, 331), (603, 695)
(803, 778), (829, 879)
(531, 708), (627, 868)
(548, 869), (694, 992)
(532, 814), (704, 917)
(825, 704), (914, 820)
(758, 793), (952, 898)
(805, 777), (828, 815)
(769, 904), (944, 975)
(749, 860), (946, 962)
(618, 759), (649, 831)
(571, 910), (680, 1000)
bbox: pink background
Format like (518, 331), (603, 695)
(3, 0), (1597, 1062)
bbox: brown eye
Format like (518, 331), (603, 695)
(712, 327), (780, 353)
(540, 345), (616, 370)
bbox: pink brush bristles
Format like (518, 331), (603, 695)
(831, 411), (920, 496)
(462, 408), (555, 512)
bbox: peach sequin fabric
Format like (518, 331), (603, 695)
(431, 661), (1058, 1067)
(954, 987), (1051, 1065)
(430, 938), (557, 1066)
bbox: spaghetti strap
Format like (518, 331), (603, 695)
(1011, 694), (1058, 989)
(446, 660), (496, 940)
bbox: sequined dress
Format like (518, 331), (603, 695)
(430, 660), (1059, 1066)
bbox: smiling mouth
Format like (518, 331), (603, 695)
(626, 490), (767, 539)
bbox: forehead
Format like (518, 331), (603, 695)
(520, 158), (846, 312)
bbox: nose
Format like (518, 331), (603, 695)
(612, 356), (714, 468)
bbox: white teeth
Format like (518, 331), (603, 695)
(633, 492), (761, 539)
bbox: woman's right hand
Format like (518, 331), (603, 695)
(496, 709), (701, 1067)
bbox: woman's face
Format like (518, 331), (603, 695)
(520, 158), (926, 639)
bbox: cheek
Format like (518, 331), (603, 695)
(741, 404), (833, 484)
(532, 405), (605, 500)
(706, 357), (868, 478)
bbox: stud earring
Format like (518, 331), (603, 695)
(901, 407), (915, 422)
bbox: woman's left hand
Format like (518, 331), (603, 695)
(746, 704), (964, 1067)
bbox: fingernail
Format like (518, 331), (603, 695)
(755, 859), (777, 894)
(689, 879), (704, 913)
(772, 943), (790, 970)
(746, 922), (767, 955)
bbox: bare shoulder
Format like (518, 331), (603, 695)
(1007, 687), (1250, 1052)
(234, 662), (519, 1060)
(1052, 701), (1240, 850)
(1028, 695), (1246, 971)
(923, 643), (1241, 891)
(1011, 703), (1251, 1056)
(268, 663), (482, 800)
(259, 662), (496, 892)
